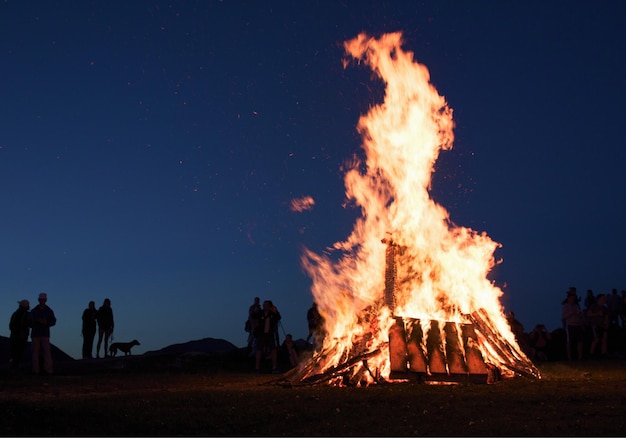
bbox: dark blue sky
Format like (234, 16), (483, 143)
(1, 1), (625, 359)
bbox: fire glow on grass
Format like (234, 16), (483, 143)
(293, 32), (539, 386)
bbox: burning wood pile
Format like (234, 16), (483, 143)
(284, 32), (540, 386)
(281, 239), (539, 386)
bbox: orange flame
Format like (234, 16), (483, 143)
(299, 32), (537, 385)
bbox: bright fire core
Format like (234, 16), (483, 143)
(297, 32), (538, 385)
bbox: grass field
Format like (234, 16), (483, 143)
(1, 357), (625, 436)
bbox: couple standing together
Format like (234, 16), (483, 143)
(81, 298), (114, 359)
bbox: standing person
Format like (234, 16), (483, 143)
(621, 290), (626, 334)
(562, 286), (577, 330)
(247, 297), (261, 352)
(587, 294), (609, 357)
(583, 289), (596, 312)
(306, 301), (324, 347)
(562, 290), (583, 361)
(81, 301), (97, 359)
(528, 324), (551, 362)
(283, 333), (299, 368)
(254, 300), (281, 373)
(9, 299), (31, 369)
(96, 298), (114, 358)
(507, 311), (531, 355)
(30, 293), (57, 375)
(607, 288), (622, 329)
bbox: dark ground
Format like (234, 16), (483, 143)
(0, 348), (625, 436)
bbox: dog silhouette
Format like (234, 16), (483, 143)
(109, 340), (140, 356)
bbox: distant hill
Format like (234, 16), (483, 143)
(143, 337), (239, 356)
(0, 335), (75, 367)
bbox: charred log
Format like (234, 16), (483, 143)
(289, 348), (382, 387)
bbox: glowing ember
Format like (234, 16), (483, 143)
(290, 195), (315, 213)
(294, 32), (539, 385)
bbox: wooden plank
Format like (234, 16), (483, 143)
(388, 317), (408, 372)
(426, 320), (447, 375)
(444, 322), (468, 375)
(406, 319), (428, 373)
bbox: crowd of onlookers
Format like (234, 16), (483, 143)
(509, 287), (626, 362)
(245, 297), (323, 373)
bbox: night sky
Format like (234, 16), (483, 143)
(2, 1), (625, 360)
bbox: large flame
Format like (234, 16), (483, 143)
(298, 32), (537, 385)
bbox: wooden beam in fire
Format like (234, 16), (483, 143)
(287, 348), (383, 387)
(467, 308), (540, 380)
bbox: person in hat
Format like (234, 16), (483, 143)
(30, 292), (57, 375)
(9, 299), (31, 369)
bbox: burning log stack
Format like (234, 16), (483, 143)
(278, 238), (539, 387)
(385, 238), (540, 383)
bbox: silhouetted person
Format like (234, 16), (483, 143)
(562, 286), (578, 330)
(621, 290), (626, 332)
(247, 297), (261, 352)
(507, 311), (531, 355)
(506, 311), (525, 338)
(9, 299), (30, 369)
(562, 291), (583, 360)
(588, 293), (609, 357)
(82, 301), (97, 359)
(306, 301), (324, 346)
(274, 315), (281, 347)
(529, 324), (551, 362)
(283, 333), (299, 368)
(96, 298), (114, 358)
(583, 289), (596, 312)
(254, 300), (281, 373)
(30, 292), (57, 375)
(607, 288), (622, 329)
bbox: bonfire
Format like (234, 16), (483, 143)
(288, 32), (539, 386)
